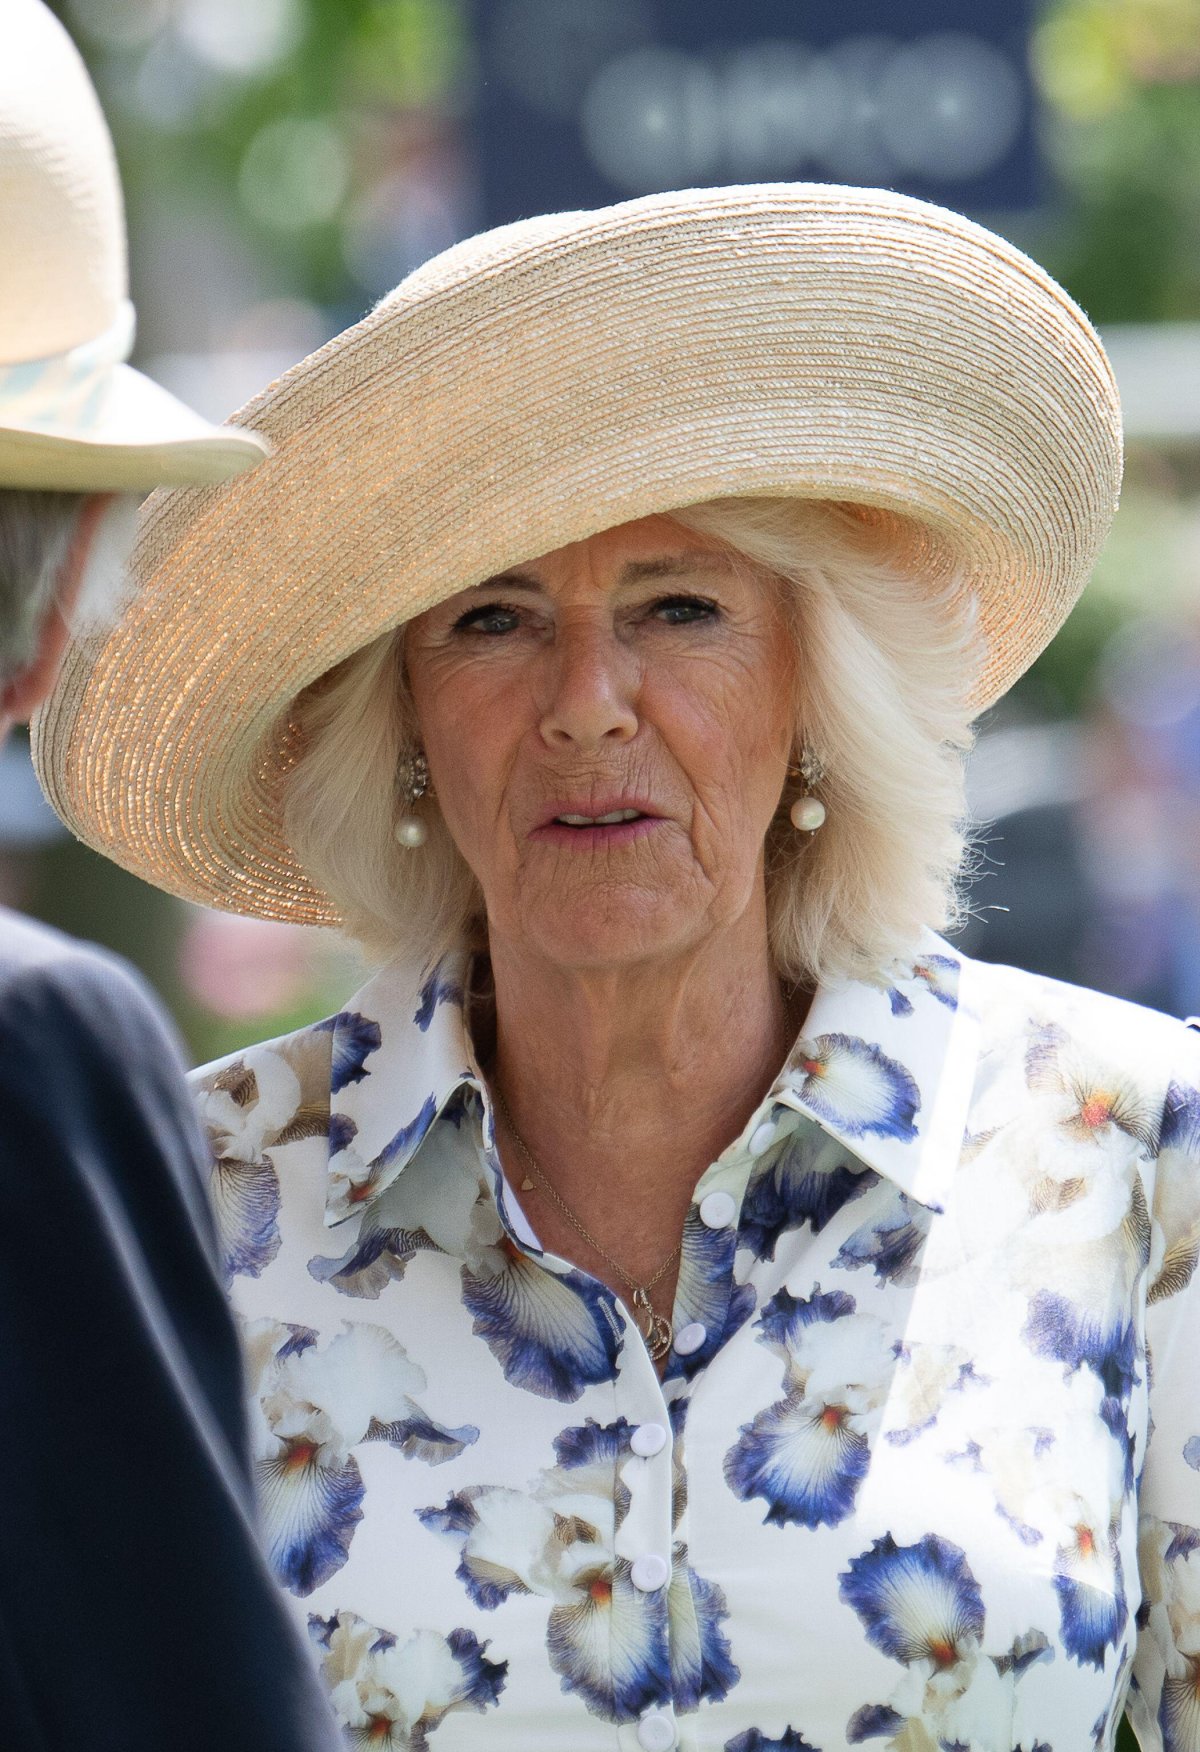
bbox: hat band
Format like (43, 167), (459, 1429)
(0, 300), (134, 437)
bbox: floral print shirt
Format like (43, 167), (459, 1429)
(192, 934), (1200, 1752)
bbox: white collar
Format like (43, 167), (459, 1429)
(321, 934), (980, 1229)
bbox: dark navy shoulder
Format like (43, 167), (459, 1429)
(0, 905), (187, 1073)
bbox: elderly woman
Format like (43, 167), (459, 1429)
(35, 185), (1200, 1752)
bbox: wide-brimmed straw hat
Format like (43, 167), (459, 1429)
(0, 0), (266, 490)
(34, 181), (1122, 924)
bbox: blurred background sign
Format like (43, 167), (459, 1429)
(470, 0), (1038, 224)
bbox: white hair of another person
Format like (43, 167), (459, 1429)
(283, 496), (981, 987)
(0, 491), (138, 685)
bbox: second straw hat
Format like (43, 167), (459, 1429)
(0, 0), (267, 489)
(34, 181), (1122, 922)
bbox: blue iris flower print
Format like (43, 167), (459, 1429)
(460, 1200), (620, 1401)
(1022, 1289), (1139, 1402)
(726, 1731), (821, 1752)
(313, 1010), (382, 1091)
(835, 1188), (931, 1286)
(1161, 1079), (1200, 1155)
(1151, 1080), (1200, 1301)
(314, 1128), (483, 1297)
(374, 1093), (440, 1172)
(739, 1123), (873, 1262)
(554, 1416), (634, 1468)
(329, 1111), (358, 1154)
(309, 1218), (439, 1299)
(840, 1558), (1050, 1749)
(249, 1319), (477, 1597)
(1053, 1520), (1126, 1668)
(210, 1151), (281, 1281)
(414, 958), (464, 1031)
(1153, 1541), (1200, 1751)
(756, 1283), (856, 1348)
(1166, 1527), (1200, 1562)
(725, 1387), (870, 1528)
(1160, 1658), (1200, 1752)
(884, 952), (960, 1018)
(840, 1547), (1051, 1752)
(846, 1705), (906, 1742)
(259, 1442), (365, 1597)
(421, 1418), (737, 1724)
(789, 1034), (920, 1142)
(725, 1287), (891, 1528)
(1025, 1022), (1160, 1151)
(308, 1609), (505, 1747)
(664, 1209), (756, 1380)
(1102, 1395), (1136, 1493)
(839, 1533), (985, 1666)
(325, 1095), (441, 1221)
(912, 953), (960, 1008)
(882, 1342), (981, 1449)
(419, 1483), (671, 1720)
(669, 1547), (739, 1708)
(196, 1053), (301, 1281)
(547, 1565), (672, 1721)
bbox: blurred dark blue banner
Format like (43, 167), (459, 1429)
(471, 0), (1037, 223)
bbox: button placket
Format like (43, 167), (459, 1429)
(613, 1378), (677, 1729)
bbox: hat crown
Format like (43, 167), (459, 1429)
(0, 0), (127, 366)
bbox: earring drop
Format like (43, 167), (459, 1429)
(789, 747), (826, 833)
(395, 750), (430, 848)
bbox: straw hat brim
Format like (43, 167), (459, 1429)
(32, 183), (1122, 925)
(0, 361), (269, 490)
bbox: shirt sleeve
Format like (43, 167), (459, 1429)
(0, 936), (339, 1752)
(1129, 1036), (1200, 1752)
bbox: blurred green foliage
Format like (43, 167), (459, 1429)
(1034, 0), (1200, 320)
(53, 0), (471, 306)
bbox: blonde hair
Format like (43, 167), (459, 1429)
(284, 496), (981, 987)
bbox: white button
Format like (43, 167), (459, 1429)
(748, 1121), (777, 1157)
(637, 1712), (677, 1751)
(673, 1321), (707, 1356)
(699, 1190), (736, 1229)
(630, 1422), (668, 1457)
(630, 1552), (670, 1592)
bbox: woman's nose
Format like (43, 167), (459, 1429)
(537, 623), (638, 750)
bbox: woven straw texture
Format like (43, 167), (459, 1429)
(33, 182), (1123, 924)
(0, 0), (267, 488)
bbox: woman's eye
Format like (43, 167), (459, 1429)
(452, 602), (523, 636)
(650, 594), (719, 625)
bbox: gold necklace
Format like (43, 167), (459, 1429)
(493, 1087), (678, 1361)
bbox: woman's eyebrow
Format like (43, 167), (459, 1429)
(618, 552), (733, 583)
(465, 570), (543, 593)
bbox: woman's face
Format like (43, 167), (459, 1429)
(404, 514), (797, 973)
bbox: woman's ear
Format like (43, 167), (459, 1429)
(0, 492), (113, 724)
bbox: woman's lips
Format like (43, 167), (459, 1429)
(529, 802), (665, 849)
(530, 816), (663, 849)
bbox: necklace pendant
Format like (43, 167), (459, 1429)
(631, 1287), (673, 1362)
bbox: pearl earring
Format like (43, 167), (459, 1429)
(789, 747), (826, 834)
(394, 750), (430, 848)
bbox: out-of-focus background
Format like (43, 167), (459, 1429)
(13, 0), (1200, 1065)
